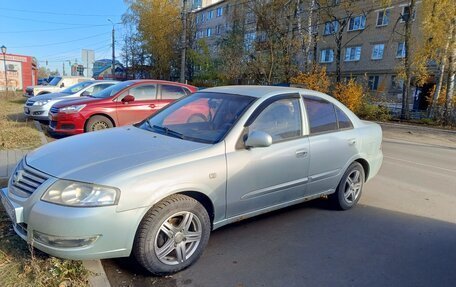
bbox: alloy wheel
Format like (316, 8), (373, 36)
(343, 170), (362, 204)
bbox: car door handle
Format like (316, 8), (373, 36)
(348, 138), (357, 145)
(295, 150), (308, 158)
(149, 104), (156, 108)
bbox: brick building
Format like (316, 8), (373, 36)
(0, 53), (38, 91)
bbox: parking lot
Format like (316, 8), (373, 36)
(101, 124), (456, 287)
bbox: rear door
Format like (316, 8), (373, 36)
(303, 96), (359, 195)
(116, 84), (159, 125)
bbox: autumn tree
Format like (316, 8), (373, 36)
(37, 67), (51, 79)
(290, 65), (330, 93)
(125, 0), (182, 80)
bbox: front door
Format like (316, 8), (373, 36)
(226, 95), (310, 218)
(116, 84), (159, 125)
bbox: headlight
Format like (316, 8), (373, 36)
(42, 180), (120, 207)
(33, 100), (51, 106)
(60, 104), (86, 114)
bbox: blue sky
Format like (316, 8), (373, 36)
(0, 0), (128, 75)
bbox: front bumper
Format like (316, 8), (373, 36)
(0, 186), (145, 260)
(24, 105), (51, 121)
(48, 112), (85, 135)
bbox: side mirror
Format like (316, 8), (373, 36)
(60, 83), (65, 88)
(121, 95), (135, 103)
(81, 91), (91, 97)
(245, 130), (272, 149)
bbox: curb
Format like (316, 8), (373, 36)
(83, 260), (112, 287)
(32, 121), (111, 287)
(377, 121), (456, 134)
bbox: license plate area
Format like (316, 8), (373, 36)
(0, 191), (17, 223)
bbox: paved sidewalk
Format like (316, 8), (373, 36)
(0, 149), (29, 180)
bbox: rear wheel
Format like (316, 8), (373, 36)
(85, 115), (113, 132)
(133, 194), (211, 275)
(329, 162), (365, 210)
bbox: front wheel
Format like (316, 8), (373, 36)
(329, 162), (365, 210)
(133, 194), (211, 275)
(85, 115), (113, 132)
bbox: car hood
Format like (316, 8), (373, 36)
(25, 126), (209, 182)
(53, 96), (104, 108)
(27, 92), (70, 102)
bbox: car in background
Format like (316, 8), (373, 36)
(24, 76), (93, 97)
(24, 80), (118, 121)
(48, 80), (197, 135)
(37, 78), (48, 85)
(0, 86), (383, 275)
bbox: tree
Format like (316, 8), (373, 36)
(37, 67), (51, 79)
(316, 0), (375, 83)
(290, 65), (330, 93)
(125, 0), (182, 80)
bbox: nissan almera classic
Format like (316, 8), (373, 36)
(0, 86), (383, 275)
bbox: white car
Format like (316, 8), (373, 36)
(24, 76), (93, 97)
(24, 80), (117, 121)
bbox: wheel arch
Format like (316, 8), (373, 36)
(354, 158), (370, 181)
(84, 113), (116, 131)
(177, 191), (215, 228)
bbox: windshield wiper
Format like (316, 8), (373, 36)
(151, 124), (185, 139)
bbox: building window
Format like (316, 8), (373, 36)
(376, 9), (390, 26)
(217, 7), (223, 17)
(207, 10), (214, 20)
(323, 21), (339, 35)
(348, 15), (366, 31)
(368, 76), (380, 90)
(400, 5), (416, 23)
(344, 75), (357, 83)
(201, 14), (205, 23)
(371, 44), (385, 60)
(216, 25), (222, 35)
(244, 32), (256, 51)
(391, 75), (404, 90)
(396, 42), (406, 58)
(206, 28), (212, 37)
(344, 46), (362, 61)
(320, 49), (334, 63)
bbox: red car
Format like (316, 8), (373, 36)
(48, 80), (197, 135)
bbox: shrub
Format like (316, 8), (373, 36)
(333, 79), (364, 113)
(290, 66), (330, 94)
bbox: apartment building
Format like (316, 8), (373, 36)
(191, 0), (431, 108)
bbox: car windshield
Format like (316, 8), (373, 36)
(91, 81), (134, 98)
(48, 77), (62, 86)
(139, 92), (256, 144)
(60, 81), (94, 94)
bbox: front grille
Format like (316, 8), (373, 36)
(26, 101), (34, 106)
(50, 121), (57, 128)
(33, 111), (44, 115)
(50, 107), (59, 114)
(10, 160), (49, 198)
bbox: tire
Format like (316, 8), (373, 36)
(133, 194), (211, 275)
(85, 115), (113, 132)
(329, 162), (365, 210)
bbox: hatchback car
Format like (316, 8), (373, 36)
(1, 86), (383, 275)
(24, 80), (118, 121)
(48, 80), (197, 135)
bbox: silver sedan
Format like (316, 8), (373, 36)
(1, 86), (383, 275)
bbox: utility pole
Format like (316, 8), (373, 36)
(108, 19), (116, 80)
(180, 0), (187, 83)
(62, 62), (65, 76)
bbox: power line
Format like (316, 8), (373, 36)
(0, 7), (121, 17)
(9, 32), (111, 48)
(0, 13), (114, 26)
(0, 24), (113, 34)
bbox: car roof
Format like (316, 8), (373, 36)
(128, 79), (196, 89)
(201, 85), (331, 99)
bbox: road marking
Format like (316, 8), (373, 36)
(384, 156), (456, 173)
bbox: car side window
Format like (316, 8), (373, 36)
(161, 85), (187, 100)
(335, 105), (354, 129)
(90, 84), (114, 95)
(128, 84), (157, 100)
(249, 98), (302, 143)
(303, 97), (338, 134)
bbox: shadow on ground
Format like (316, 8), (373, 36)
(103, 199), (456, 287)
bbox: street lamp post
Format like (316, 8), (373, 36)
(108, 19), (116, 80)
(1, 45), (8, 93)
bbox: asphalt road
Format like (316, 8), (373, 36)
(103, 125), (456, 287)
